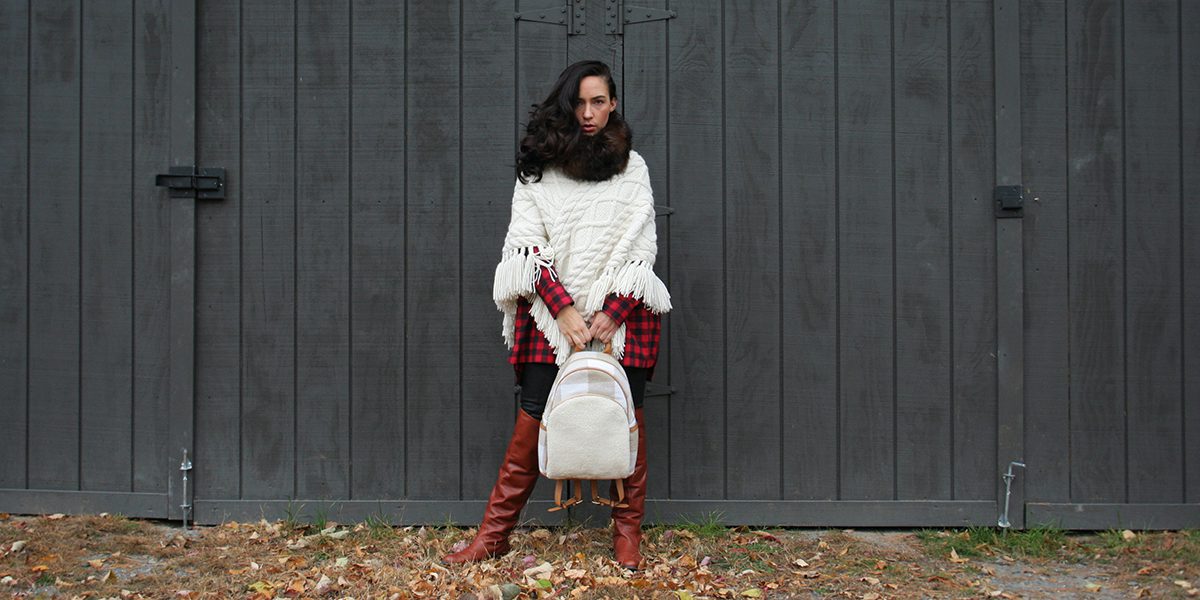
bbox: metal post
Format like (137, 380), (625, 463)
(179, 449), (193, 529)
(998, 461), (1025, 528)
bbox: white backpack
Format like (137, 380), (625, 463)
(537, 345), (638, 511)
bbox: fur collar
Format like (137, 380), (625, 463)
(555, 116), (632, 182)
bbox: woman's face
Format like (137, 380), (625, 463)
(575, 75), (617, 136)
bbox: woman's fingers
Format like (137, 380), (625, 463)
(589, 312), (618, 343)
(556, 305), (592, 349)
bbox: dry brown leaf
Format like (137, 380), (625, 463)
(522, 561), (552, 586)
(1175, 580), (1195, 589)
(949, 549), (969, 564)
(861, 576), (880, 586)
(751, 531), (779, 543)
(282, 578), (306, 597)
(530, 529), (552, 540)
(314, 574), (335, 595)
(793, 558), (809, 567)
(1136, 566), (1155, 575)
(1122, 530), (1136, 541)
(862, 593), (880, 600)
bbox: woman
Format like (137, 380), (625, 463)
(443, 60), (671, 570)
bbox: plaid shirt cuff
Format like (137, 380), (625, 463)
(601, 294), (640, 325)
(535, 266), (573, 318)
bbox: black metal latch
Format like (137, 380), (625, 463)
(994, 185), (1023, 218)
(156, 166), (225, 200)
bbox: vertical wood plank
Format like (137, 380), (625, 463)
(241, 0), (296, 499)
(460, 0), (518, 498)
(80, 0), (134, 492)
(1067, 0), (1124, 503)
(949, 0), (996, 501)
(350, 0), (406, 500)
(516, 2), (567, 141)
(893, 0), (951, 500)
(781, 0), (838, 500)
(131, 0), (172, 494)
(725, 0), (780, 501)
(1123, 0), (1182, 503)
(620, 0), (671, 501)
(993, 0), (1025, 526)
(838, 0), (895, 500)
(195, 0), (243, 501)
(1019, 0), (1070, 504)
(514, 1), (568, 508)
(295, 0), (351, 500)
(0, 0), (30, 489)
(568, 0), (621, 83)
(406, 0), (461, 500)
(1185, 0), (1200, 504)
(667, 0), (725, 499)
(28, 0), (81, 491)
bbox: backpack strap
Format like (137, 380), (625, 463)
(590, 480), (629, 508)
(548, 479), (583, 512)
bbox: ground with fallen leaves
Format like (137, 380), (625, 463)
(0, 513), (1196, 599)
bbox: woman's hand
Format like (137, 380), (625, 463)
(589, 311), (619, 344)
(555, 305), (592, 350)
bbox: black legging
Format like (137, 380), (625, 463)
(519, 363), (647, 421)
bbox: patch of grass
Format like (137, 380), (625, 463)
(917, 526), (1070, 559)
(309, 505), (330, 531)
(1092, 528), (1200, 564)
(363, 513), (395, 540)
(671, 512), (726, 538)
(281, 500), (306, 531)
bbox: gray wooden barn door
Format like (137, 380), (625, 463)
(625, 0), (1009, 526)
(190, 0), (558, 523)
(1020, 0), (1200, 530)
(0, 0), (194, 519)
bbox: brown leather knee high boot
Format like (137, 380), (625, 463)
(611, 407), (647, 569)
(443, 409), (541, 563)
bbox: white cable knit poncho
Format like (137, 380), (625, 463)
(493, 150), (672, 365)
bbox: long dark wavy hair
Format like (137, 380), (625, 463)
(516, 60), (632, 183)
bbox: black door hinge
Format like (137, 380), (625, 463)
(156, 166), (225, 200)
(994, 185), (1023, 218)
(515, 0), (586, 35)
(606, 0), (676, 34)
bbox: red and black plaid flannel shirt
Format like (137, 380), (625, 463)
(510, 264), (661, 373)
